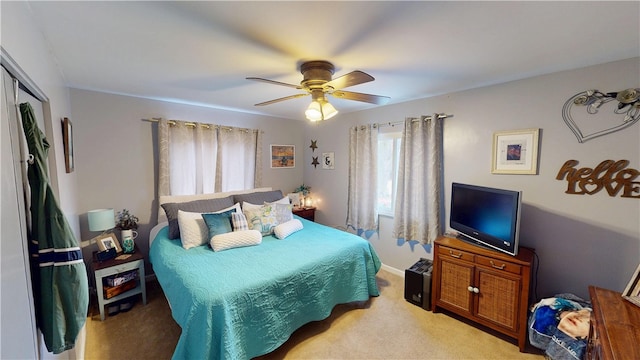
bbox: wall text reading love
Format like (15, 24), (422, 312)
(556, 160), (640, 198)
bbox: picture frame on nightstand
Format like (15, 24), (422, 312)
(96, 233), (122, 253)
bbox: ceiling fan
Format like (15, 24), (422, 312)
(247, 60), (390, 121)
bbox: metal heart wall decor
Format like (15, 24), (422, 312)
(562, 88), (640, 143)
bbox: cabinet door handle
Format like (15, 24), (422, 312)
(467, 286), (479, 293)
(490, 260), (506, 270)
(448, 250), (462, 258)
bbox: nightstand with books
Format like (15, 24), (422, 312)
(93, 249), (146, 320)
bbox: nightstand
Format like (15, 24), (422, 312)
(93, 250), (146, 320)
(293, 207), (316, 222)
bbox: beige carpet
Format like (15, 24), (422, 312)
(85, 269), (544, 359)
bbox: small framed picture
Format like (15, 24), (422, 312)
(322, 152), (335, 170)
(622, 263), (640, 308)
(270, 145), (295, 168)
(96, 233), (122, 253)
(287, 192), (302, 208)
(492, 128), (540, 174)
(62, 117), (74, 173)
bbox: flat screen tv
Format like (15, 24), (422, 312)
(450, 182), (522, 256)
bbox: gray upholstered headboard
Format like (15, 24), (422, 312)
(156, 187), (273, 223)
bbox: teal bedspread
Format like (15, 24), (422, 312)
(149, 217), (381, 360)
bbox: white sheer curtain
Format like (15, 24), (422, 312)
(158, 119), (262, 197)
(392, 115), (443, 244)
(216, 127), (262, 192)
(346, 124), (378, 232)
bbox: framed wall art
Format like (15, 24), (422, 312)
(62, 117), (74, 173)
(622, 264), (640, 308)
(96, 233), (122, 253)
(492, 128), (540, 175)
(287, 192), (302, 208)
(270, 145), (295, 168)
(322, 152), (335, 169)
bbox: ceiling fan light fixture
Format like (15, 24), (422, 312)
(321, 101), (338, 120)
(305, 100), (323, 121)
(249, 60), (389, 118)
(305, 99), (339, 121)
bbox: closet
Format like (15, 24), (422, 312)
(1, 66), (40, 358)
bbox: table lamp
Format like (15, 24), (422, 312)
(88, 208), (115, 234)
(87, 208), (117, 260)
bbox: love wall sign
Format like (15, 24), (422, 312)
(556, 160), (640, 198)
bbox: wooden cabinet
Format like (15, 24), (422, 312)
(431, 236), (534, 352)
(586, 286), (640, 360)
(293, 207), (316, 222)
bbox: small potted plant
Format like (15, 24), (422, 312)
(294, 184), (311, 196)
(294, 184), (312, 208)
(116, 209), (138, 253)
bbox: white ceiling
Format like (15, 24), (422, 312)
(24, 1), (640, 121)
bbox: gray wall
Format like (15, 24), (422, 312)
(69, 89), (306, 272)
(302, 57), (640, 300)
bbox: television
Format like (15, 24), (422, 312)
(449, 182), (522, 256)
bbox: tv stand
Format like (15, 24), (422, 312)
(431, 236), (534, 352)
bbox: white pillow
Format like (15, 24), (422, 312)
(241, 196), (290, 212)
(274, 219), (304, 239)
(177, 203), (241, 249)
(210, 229), (262, 252)
(270, 196), (291, 205)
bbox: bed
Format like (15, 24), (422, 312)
(149, 189), (381, 360)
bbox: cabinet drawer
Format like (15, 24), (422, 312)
(476, 255), (521, 275)
(438, 246), (474, 262)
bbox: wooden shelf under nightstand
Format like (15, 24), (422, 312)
(293, 207), (316, 222)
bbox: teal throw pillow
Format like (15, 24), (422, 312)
(202, 209), (236, 239)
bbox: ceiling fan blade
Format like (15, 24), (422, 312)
(324, 70), (374, 90)
(331, 90), (390, 105)
(246, 77), (301, 89)
(255, 93), (309, 106)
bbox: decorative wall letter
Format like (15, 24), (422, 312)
(555, 160), (640, 198)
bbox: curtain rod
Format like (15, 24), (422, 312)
(376, 113), (453, 128)
(142, 117), (262, 133)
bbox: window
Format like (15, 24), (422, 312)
(377, 130), (401, 216)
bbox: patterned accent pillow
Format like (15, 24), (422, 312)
(241, 196), (290, 212)
(243, 204), (278, 236)
(274, 203), (293, 224)
(231, 212), (249, 231)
